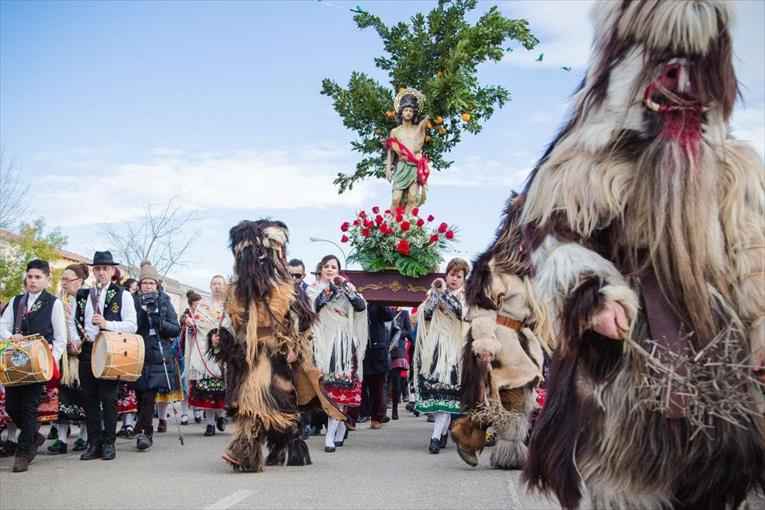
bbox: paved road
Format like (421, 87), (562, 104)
(2, 412), (763, 510)
(1, 411), (562, 510)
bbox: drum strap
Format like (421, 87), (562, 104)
(13, 293), (29, 334)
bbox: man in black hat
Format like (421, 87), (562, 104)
(68, 251), (137, 461)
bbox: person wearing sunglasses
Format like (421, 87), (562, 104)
(287, 259), (308, 291)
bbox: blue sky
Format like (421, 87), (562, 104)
(2, 0), (763, 289)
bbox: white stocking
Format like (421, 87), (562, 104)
(431, 412), (451, 440)
(325, 418), (340, 448)
(78, 425), (87, 441)
(180, 400), (189, 415)
(206, 411), (216, 426)
(334, 420), (347, 442)
(7, 423), (17, 442)
(123, 413), (135, 427)
(215, 409), (225, 418)
(156, 402), (170, 421)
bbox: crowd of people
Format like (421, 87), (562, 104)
(0, 246), (478, 473)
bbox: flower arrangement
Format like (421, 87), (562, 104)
(340, 206), (457, 277)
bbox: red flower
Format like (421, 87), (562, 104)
(364, 220), (374, 228)
(427, 214), (435, 222)
(359, 210), (367, 219)
(340, 235), (349, 243)
(429, 234), (439, 244)
(438, 222), (448, 233)
(416, 218), (425, 227)
(362, 228), (371, 237)
(353, 219), (360, 226)
(396, 206), (405, 215)
(411, 207), (419, 216)
(400, 221), (411, 232)
(384, 209), (391, 214)
(340, 222), (349, 232)
(411, 306), (418, 315)
(396, 239), (411, 255)
(445, 230), (454, 240)
(375, 215), (384, 225)
(372, 206), (380, 214)
(395, 214), (404, 223)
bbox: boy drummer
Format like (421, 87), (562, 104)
(0, 259), (67, 472)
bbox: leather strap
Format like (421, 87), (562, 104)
(13, 293), (29, 334)
(496, 316), (523, 331)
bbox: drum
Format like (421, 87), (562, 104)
(0, 335), (54, 387)
(92, 331), (145, 381)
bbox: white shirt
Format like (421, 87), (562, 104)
(67, 287), (137, 343)
(0, 291), (68, 362)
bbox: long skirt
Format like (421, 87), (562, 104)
(117, 382), (137, 414)
(324, 374), (362, 408)
(188, 377), (225, 410)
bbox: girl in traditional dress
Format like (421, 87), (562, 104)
(116, 279), (139, 438)
(414, 257), (469, 454)
(306, 255), (367, 453)
(184, 290), (227, 436)
(47, 263), (89, 454)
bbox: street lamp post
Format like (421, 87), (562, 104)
(309, 237), (348, 268)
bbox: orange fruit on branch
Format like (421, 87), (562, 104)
(461, 113), (471, 122)
(425, 135), (432, 142)
(434, 116), (443, 125)
(438, 127), (446, 135)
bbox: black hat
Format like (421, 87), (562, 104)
(90, 251), (120, 266)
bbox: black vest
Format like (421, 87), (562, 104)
(11, 290), (56, 344)
(74, 284), (128, 341)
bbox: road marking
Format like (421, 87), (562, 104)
(205, 490), (255, 510)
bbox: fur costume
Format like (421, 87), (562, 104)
(451, 193), (551, 470)
(217, 219), (344, 472)
(489, 2), (765, 508)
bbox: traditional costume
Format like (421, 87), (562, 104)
(450, 194), (550, 469)
(183, 304), (226, 434)
(0, 267), (67, 472)
(505, 3), (765, 508)
(307, 278), (366, 450)
(217, 219), (344, 472)
(72, 251), (138, 461)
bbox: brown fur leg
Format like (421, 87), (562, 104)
(450, 416), (487, 467)
(492, 387), (534, 470)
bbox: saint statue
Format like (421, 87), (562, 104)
(385, 88), (430, 214)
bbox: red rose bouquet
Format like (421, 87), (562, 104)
(340, 206), (458, 277)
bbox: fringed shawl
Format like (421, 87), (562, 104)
(415, 288), (468, 385)
(307, 282), (368, 381)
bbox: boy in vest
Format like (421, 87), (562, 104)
(0, 259), (67, 472)
(70, 251), (137, 461)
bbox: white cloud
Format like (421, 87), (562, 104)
(499, 0), (594, 70)
(731, 104), (765, 160)
(430, 154), (531, 189)
(32, 146), (381, 227)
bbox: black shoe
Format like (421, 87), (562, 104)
(216, 416), (225, 432)
(27, 433), (45, 464)
(429, 437), (440, 454)
(405, 402), (414, 412)
(204, 425), (216, 436)
(193, 411), (202, 423)
(180, 415), (189, 426)
(392, 408), (399, 420)
(324, 446), (336, 453)
(382, 416), (391, 424)
(72, 438), (87, 452)
(157, 420), (167, 433)
(47, 439), (67, 454)
(136, 434), (152, 451)
(101, 443), (116, 460)
(80, 444), (102, 461)
(427, 413), (435, 423)
(357, 415), (370, 423)
(413, 411), (420, 417)
(12, 456), (29, 473)
(439, 432), (448, 449)
(47, 426), (58, 440)
(0, 440), (17, 457)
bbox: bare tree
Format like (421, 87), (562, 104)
(100, 195), (202, 277)
(0, 149), (29, 231)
